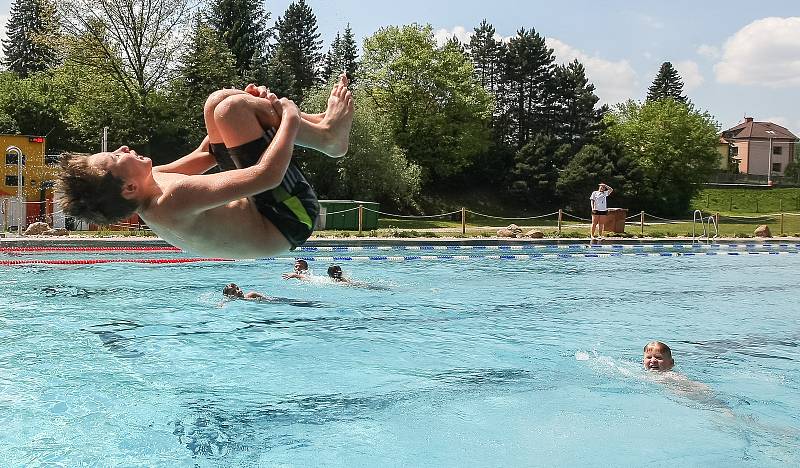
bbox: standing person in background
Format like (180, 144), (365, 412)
(589, 183), (613, 239)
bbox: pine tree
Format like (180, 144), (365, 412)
(497, 27), (556, 150)
(271, 0), (323, 102)
(646, 61), (687, 103)
(207, 0), (270, 81)
(322, 24), (359, 83)
(322, 32), (343, 81)
(552, 60), (606, 145)
(175, 18), (239, 141)
(2, 0), (60, 77)
(468, 20), (503, 96)
(339, 24), (359, 80)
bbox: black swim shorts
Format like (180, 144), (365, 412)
(592, 210), (608, 216)
(221, 130), (320, 249)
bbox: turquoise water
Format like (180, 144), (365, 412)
(1, 247), (799, 466)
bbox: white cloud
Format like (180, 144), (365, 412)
(696, 44), (720, 59)
(546, 38), (638, 105)
(433, 26), (509, 47)
(673, 60), (704, 90)
(714, 17), (800, 87)
(433, 26), (473, 47)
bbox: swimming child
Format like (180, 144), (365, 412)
(643, 340), (675, 371)
(223, 283), (266, 301)
(327, 264), (348, 283)
(282, 258), (310, 280)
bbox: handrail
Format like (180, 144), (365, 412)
(692, 210), (707, 243)
(5, 146), (24, 235)
(706, 214), (719, 242)
(692, 210), (719, 244)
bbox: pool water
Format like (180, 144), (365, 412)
(1, 249), (799, 466)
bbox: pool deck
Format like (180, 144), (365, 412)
(0, 234), (797, 248)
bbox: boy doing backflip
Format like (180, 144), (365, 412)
(58, 75), (353, 259)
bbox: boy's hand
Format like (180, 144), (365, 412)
(245, 83), (278, 103)
(272, 97), (300, 120)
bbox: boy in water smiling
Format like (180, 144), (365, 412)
(643, 340), (675, 371)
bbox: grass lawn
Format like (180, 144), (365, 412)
(691, 187), (800, 215)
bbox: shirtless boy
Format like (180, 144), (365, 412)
(58, 75), (353, 259)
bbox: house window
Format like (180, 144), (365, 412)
(5, 175), (23, 186)
(731, 146), (739, 157)
(773, 146), (782, 155)
(772, 163), (782, 172)
(5, 153), (25, 165)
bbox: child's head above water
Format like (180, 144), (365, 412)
(223, 283), (245, 298)
(327, 264), (344, 280)
(643, 341), (674, 371)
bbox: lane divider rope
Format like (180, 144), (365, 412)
(0, 258), (232, 265)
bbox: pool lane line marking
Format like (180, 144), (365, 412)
(3, 250), (797, 266)
(4, 243), (794, 255)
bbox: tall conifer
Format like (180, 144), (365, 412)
(646, 61), (687, 103)
(271, 0), (323, 102)
(207, 0), (270, 80)
(2, 0), (60, 77)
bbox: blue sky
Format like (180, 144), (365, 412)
(2, 0), (799, 133)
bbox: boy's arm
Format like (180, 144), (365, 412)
(163, 111), (301, 214)
(154, 136), (218, 175)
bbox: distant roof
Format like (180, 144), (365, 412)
(722, 118), (798, 141)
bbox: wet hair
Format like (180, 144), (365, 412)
(644, 341), (673, 359)
(57, 153), (139, 224)
(295, 259), (309, 270)
(327, 265), (343, 279)
(223, 283), (243, 298)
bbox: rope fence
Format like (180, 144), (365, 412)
(315, 204), (800, 238)
(5, 200), (800, 239)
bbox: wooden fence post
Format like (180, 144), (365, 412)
(558, 209), (563, 237)
(461, 207), (466, 235)
(358, 204), (363, 234)
(640, 211), (645, 236)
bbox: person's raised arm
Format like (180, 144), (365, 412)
(155, 136), (218, 175)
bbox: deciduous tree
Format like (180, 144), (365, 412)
(360, 24), (492, 184)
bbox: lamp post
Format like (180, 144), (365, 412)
(6, 146), (24, 235)
(767, 137), (773, 186)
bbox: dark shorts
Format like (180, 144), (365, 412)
(592, 210), (608, 216)
(211, 131), (320, 249)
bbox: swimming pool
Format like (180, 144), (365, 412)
(1, 244), (799, 466)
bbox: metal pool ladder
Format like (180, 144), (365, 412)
(692, 210), (718, 244)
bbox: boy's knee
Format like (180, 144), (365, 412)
(213, 94), (251, 123)
(205, 89), (245, 116)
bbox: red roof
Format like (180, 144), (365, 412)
(722, 119), (798, 141)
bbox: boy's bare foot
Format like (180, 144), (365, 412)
(318, 73), (354, 158)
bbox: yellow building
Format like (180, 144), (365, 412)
(1, 134), (60, 226)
